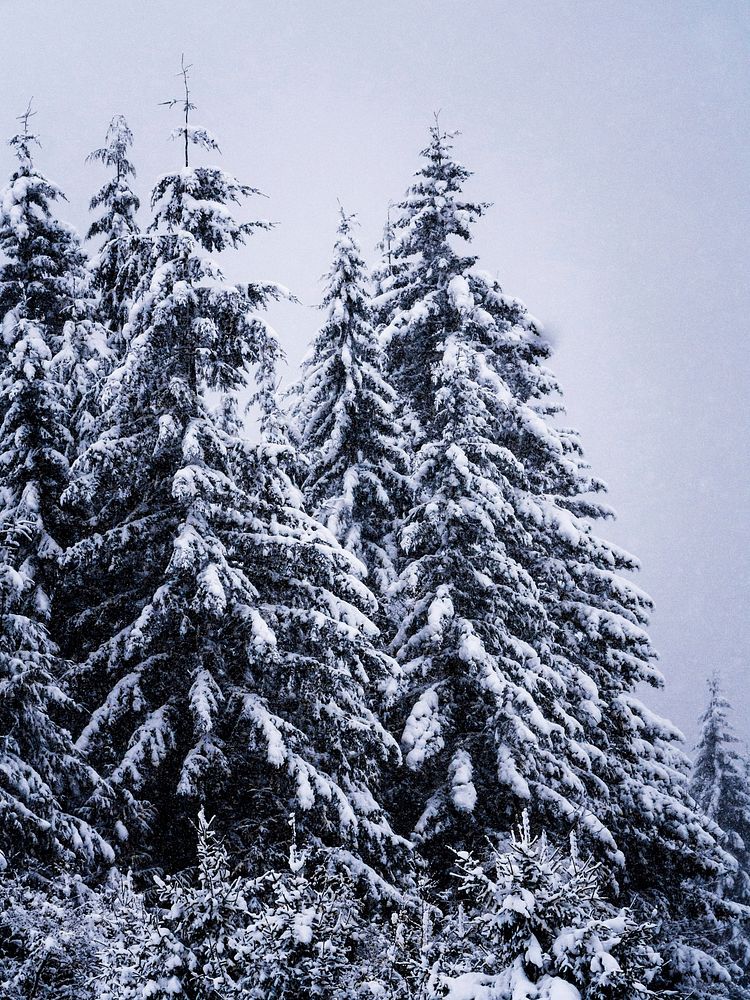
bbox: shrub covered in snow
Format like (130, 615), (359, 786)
(0, 870), (100, 1000)
(441, 813), (663, 1000)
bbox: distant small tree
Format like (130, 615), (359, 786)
(92, 810), (399, 1000)
(373, 874), (446, 1000)
(688, 675), (750, 988)
(691, 675), (750, 881)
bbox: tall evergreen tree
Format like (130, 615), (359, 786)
(63, 67), (404, 883)
(86, 115), (141, 357)
(292, 208), (407, 600)
(379, 124), (595, 864)
(379, 123), (736, 994)
(0, 114), (115, 868)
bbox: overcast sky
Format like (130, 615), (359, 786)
(2, 0), (748, 744)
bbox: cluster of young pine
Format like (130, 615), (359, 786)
(0, 68), (748, 998)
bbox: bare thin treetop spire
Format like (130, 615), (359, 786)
(179, 54), (193, 168)
(16, 98), (36, 137)
(161, 54), (200, 168)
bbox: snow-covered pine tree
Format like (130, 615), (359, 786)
(3, 107), (111, 456)
(691, 675), (750, 882)
(378, 123), (594, 866)
(444, 812), (663, 1000)
(292, 208), (407, 601)
(687, 675), (750, 984)
(380, 124), (737, 994)
(63, 65), (404, 883)
(93, 810), (247, 999)
(0, 106), (109, 461)
(86, 115), (141, 357)
(0, 112), (116, 870)
(238, 812), (376, 998)
(0, 507), (115, 869)
(50, 303), (112, 460)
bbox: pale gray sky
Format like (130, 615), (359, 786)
(2, 0), (748, 744)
